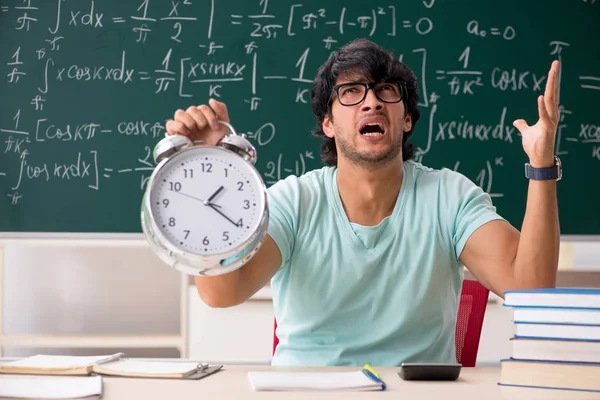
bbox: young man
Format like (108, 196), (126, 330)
(165, 39), (561, 366)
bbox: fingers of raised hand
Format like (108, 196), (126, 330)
(544, 61), (560, 123)
(512, 118), (529, 134)
(537, 95), (552, 125)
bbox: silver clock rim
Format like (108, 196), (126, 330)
(141, 145), (269, 275)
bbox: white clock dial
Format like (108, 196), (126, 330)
(149, 146), (266, 255)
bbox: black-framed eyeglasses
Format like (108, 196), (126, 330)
(332, 81), (406, 106)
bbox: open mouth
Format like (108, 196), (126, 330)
(359, 121), (386, 137)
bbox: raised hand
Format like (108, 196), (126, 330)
(165, 98), (231, 146)
(512, 60), (560, 168)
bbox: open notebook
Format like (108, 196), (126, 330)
(248, 366), (386, 392)
(0, 353), (222, 379)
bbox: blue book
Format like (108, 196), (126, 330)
(499, 359), (600, 392)
(503, 288), (600, 309)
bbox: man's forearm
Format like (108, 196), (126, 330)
(512, 180), (559, 288)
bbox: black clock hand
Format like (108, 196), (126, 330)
(207, 203), (240, 228)
(205, 185), (224, 205)
(174, 191), (221, 208)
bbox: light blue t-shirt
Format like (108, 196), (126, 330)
(266, 160), (503, 366)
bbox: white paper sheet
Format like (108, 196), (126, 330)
(0, 375), (102, 399)
(0, 354), (122, 370)
(247, 370), (384, 391)
(97, 359), (200, 374)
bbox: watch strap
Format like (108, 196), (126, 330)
(524, 156), (562, 181)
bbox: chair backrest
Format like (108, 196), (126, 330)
(272, 279), (489, 367)
(454, 279), (490, 367)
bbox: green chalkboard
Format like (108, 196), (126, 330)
(0, 0), (599, 237)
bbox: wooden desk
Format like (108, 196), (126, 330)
(1, 365), (598, 400)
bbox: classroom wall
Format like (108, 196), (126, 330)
(3, 242), (600, 361)
(3, 244), (181, 358)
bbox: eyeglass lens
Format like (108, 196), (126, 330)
(337, 83), (402, 106)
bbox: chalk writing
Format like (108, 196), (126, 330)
(434, 107), (515, 144)
(467, 20), (515, 40)
(580, 76), (600, 91)
(0, 0), (597, 234)
(264, 151), (315, 185)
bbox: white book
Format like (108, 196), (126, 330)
(499, 359), (600, 392)
(511, 338), (600, 363)
(512, 307), (600, 325)
(0, 375), (102, 399)
(247, 370), (385, 391)
(515, 322), (600, 341)
(504, 288), (600, 309)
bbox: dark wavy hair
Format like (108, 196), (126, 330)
(311, 39), (421, 166)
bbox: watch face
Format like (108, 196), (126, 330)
(149, 146), (266, 255)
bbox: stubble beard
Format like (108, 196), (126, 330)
(335, 126), (404, 169)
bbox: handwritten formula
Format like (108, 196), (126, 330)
(0, 0), (598, 234)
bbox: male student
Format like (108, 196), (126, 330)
(165, 39), (561, 366)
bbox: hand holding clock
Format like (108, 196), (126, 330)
(165, 98), (231, 146)
(145, 100), (268, 276)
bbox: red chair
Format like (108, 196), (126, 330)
(272, 279), (489, 367)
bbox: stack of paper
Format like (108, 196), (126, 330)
(0, 353), (213, 379)
(0, 353), (123, 375)
(248, 370), (385, 391)
(0, 375), (102, 399)
(92, 359), (205, 378)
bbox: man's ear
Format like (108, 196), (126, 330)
(403, 115), (412, 132)
(322, 116), (335, 138)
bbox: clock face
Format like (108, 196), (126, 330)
(149, 146), (266, 255)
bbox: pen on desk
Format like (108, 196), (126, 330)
(362, 364), (386, 390)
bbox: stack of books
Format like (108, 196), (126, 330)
(499, 288), (600, 393)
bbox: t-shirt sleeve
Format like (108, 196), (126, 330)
(266, 176), (300, 266)
(445, 170), (506, 260)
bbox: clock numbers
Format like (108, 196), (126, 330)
(153, 150), (262, 254)
(200, 163), (213, 173)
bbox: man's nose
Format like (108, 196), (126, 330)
(361, 88), (384, 112)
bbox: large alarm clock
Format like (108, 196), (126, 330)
(141, 121), (269, 276)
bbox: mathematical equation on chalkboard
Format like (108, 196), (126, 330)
(0, 0), (598, 210)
